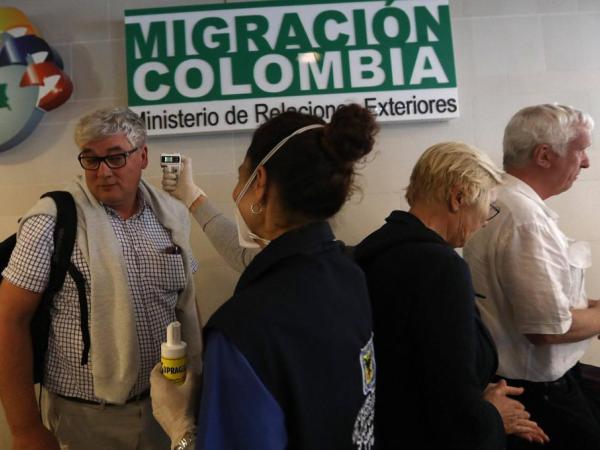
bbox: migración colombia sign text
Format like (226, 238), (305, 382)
(125, 0), (458, 135)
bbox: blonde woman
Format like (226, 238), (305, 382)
(354, 142), (549, 450)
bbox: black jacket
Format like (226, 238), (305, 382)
(354, 211), (504, 450)
(207, 222), (375, 450)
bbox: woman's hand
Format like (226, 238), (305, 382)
(484, 379), (550, 444)
(162, 156), (206, 209)
(150, 363), (199, 444)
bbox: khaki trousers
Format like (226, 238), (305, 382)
(42, 389), (171, 450)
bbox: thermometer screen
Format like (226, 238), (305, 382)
(161, 155), (180, 163)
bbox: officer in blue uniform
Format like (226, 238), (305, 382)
(150, 104), (379, 450)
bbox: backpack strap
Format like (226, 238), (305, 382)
(42, 191), (77, 295)
(32, 191), (82, 384)
(40, 192), (90, 367)
(68, 264), (90, 365)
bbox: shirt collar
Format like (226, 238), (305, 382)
(503, 173), (559, 221)
(103, 191), (146, 220)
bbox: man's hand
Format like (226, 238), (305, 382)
(13, 424), (60, 450)
(150, 363), (198, 444)
(161, 156), (206, 209)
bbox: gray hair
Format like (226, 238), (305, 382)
(74, 107), (146, 149)
(503, 104), (594, 169)
(406, 141), (504, 208)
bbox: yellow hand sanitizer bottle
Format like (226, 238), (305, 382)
(161, 321), (187, 384)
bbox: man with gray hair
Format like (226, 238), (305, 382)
(0, 107), (202, 450)
(464, 104), (600, 449)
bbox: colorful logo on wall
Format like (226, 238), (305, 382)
(0, 7), (73, 152)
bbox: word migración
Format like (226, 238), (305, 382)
(126, 4), (453, 103)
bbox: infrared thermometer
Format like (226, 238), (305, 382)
(160, 153), (181, 175)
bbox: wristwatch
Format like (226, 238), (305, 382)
(173, 431), (196, 450)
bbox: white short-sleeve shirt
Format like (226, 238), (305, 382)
(463, 174), (591, 382)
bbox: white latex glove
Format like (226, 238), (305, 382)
(150, 363), (198, 446)
(162, 155), (206, 208)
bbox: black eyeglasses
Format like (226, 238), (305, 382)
(487, 203), (500, 221)
(78, 147), (139, 170)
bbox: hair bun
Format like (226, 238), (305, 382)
(322, 104), (378, 165)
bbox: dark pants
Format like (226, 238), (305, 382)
(500, 364), (600, 450)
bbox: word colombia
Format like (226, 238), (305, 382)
(125, 0), (459, 135)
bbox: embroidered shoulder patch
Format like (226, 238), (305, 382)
(360, 334), (376, 395)
(354, 335), (376, 450)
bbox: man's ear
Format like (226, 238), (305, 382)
(139, 144), (149, 169)
(449, 185), (462, 213)
(532, 143), (552, 169)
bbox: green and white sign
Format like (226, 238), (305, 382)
(125, 0), (458, 135)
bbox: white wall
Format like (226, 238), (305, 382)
(2, 0), (600, 446)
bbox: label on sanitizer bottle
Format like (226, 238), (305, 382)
(161, 321), (187, 384)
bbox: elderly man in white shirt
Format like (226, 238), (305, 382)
(464, 104), (600, 450)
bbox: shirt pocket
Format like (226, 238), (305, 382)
(567, 240), (591, 308)
(148, 252), (186, 295)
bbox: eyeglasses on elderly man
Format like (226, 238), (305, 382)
(78, 147), (139, 170)
(487, 203), (500, 221)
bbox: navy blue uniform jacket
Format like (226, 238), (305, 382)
(200, 222), (375, 450)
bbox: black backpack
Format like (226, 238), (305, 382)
(0, 191), (89, 384)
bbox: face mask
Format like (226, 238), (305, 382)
(234, 207), (266, 248)
(234, 123), (324, 248)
